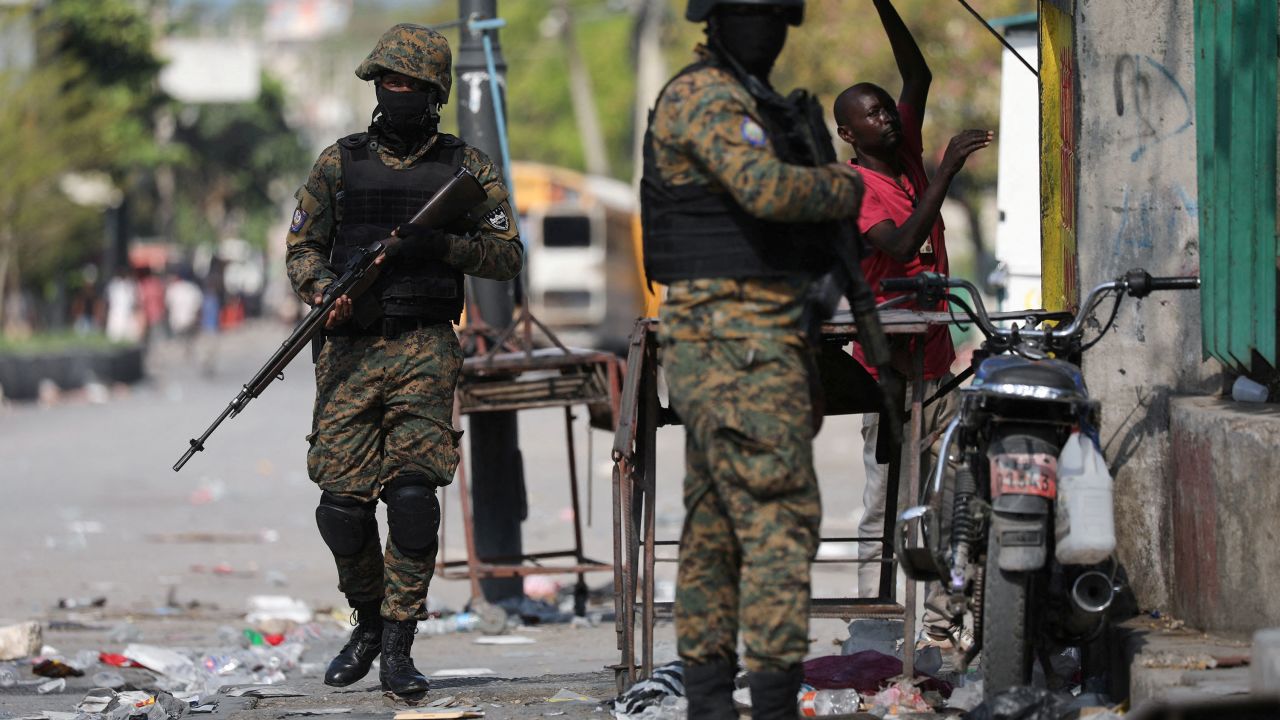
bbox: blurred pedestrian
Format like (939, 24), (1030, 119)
(138, 267), (167, 343)
(105, 268), (143, 343)
(166, 270), (203, 355)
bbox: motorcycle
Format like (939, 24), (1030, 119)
(889, 268), (1200, 698)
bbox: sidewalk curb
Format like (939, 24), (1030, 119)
(1112, 615), (1253, 708)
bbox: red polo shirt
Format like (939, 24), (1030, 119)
(850, 103), (956, 381)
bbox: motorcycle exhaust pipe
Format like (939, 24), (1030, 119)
(1071, 570), (1117, 614)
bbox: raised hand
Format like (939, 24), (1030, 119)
(940, 129), (994, 177)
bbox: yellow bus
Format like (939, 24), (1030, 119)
(511, 162), (658, 353)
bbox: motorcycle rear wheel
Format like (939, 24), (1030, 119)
(981, 525), (1034, 696)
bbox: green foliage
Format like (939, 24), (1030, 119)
(168, 73), (311, 249)
(0, 330), (123, 355)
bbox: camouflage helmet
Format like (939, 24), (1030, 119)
(355, 23), (452, 100)
(686, 0), (804, 26)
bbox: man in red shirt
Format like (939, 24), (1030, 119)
(833, 0), (990, 637)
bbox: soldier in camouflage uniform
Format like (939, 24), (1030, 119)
(284, 24), (522, 699)
(640, 1), (865, 717)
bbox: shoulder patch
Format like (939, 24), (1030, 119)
(289, 205), (309, 234)
(484, 205), (510, 232)
(740, 117), (767, 148)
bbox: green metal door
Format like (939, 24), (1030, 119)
(1194, 0), (1279, 371)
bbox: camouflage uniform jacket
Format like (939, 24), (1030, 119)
(285, 134), (523, 302)
(649, 46), (863, 344)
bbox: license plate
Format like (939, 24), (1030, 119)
(990, 452), (1058, 498)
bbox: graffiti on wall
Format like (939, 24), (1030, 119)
(1113, 54), (1194, 163)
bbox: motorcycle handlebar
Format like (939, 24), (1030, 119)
(876, 268), (1200, 350)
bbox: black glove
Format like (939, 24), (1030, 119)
(392, 224), (449, 260)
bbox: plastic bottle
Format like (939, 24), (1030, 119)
(37, 678), (66, 695)
(0, 663), (17, 688)
(417, 612), (478, 636)
(798, 688), (861, 716)
(1055, 432), (1116, 565)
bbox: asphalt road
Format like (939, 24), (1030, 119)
(0, 320), (891, 718)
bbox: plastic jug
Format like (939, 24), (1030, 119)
(1055, 432), (1116, 565)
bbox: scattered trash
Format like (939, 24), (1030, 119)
(92, 670), (127, 688)
(0, 662), (18, 687)
(798, 687), (861, 716)
(225, 685), (308, 697)
(867, 678), (932, 713)
(1139, 651), (1218, 670)
(547, 688), (594, 703)
(1231, 375), (1270, 403)
(524, 576), (562, 603)
(607, 661), (683, 718)
(99, 652), (144, 668)
(188, 478), (228, 505)
(274, 709), (353, 717)
(77, 687), (118, 713)
(34, 658), (85, 678)
(245, 595), (313, 631)
(473, 635), (535, 645)
(122, 644), (196, 679)
(963, 686), (1071, 720)
(393, 710), (485, 719)
(419, 612), (479, 636)
(36, 677), (67, 694)
(0, 620), (43, 661)
(947, 679), (984, 711)
(57, 596), (107, 610)
(430, 668), (495, 677)
(803, 652), (952, 696)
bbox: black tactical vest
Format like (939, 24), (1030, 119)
(640, 60), (844, 285)
(332, 132), (466, 323)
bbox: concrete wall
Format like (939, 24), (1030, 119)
(1072, 0), (1221, 609)
(1170, 397), (1280, 630)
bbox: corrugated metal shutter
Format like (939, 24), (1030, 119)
(1194, 0), (1278, 371)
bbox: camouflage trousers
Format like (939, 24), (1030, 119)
(308, 324), (464, 622)
(663, 336), (821, 673)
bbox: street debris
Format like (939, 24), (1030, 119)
(0, 620), (44, 660)
(473, 635), (534, 645)
(245, 595), (313, 631)
(606, 661), (684, 718)
(546, 688), (595, 703)
(866, 678), (932, 713)
(224, 685), (308, 697)
(1138, 651), (1218, 670)
(802, 652), (953, 696)
(962, 686), (1071, 720)
(33, 658), (85, 678)
(56, 596), (107, 610)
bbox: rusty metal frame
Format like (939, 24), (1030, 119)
(436, 310), (624, 604)
(608, 310), (981, 692)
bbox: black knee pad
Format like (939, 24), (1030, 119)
(383, 474), (440, 558)
(316, 491), (377, 557)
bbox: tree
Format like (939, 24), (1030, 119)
(167, 74), (310, 250)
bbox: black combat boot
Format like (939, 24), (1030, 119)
(684, 659), (740, 720)
(747, 664), (804, 720)
(379, 618), (431, 697)
(324, 600), (383, 687)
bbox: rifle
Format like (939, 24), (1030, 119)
(173, 167), (488, 472)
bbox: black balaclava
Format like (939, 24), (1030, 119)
(372, 84), (440, 154)
(710, 9), (788, 79)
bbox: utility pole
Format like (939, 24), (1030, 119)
(456, 0), (526, 603)
(630, 0), (666, 189)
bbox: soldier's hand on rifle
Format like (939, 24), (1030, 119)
(315, 292), (353, 329)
